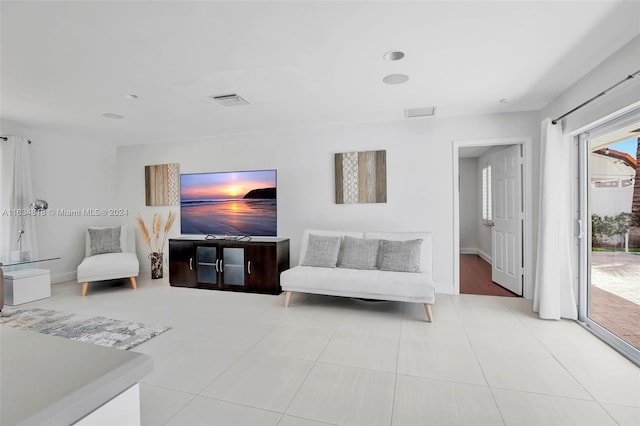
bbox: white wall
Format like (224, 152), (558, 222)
(541, 35), (640, 133)
(458, 157), (479, 252)
(2, 111), (539, 293)
(0, 122), (119, 282)
(116, 111), (539, 294)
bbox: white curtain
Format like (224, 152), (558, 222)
(533, 119), (577, 320)
(0, 136), (38, 261)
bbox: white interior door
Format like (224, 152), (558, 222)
(491, 145), (523, 295)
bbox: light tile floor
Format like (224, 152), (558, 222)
(23, 275), (640, 426)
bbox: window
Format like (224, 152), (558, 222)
(482, 164), (492, 222)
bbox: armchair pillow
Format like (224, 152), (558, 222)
(85, 226), (129, 257)
(87, 227), (122, 256)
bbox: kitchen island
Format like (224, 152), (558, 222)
(0, 326), (152, 425)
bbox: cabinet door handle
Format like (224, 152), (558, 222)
(215, 259), (219, 272)
(247, 261), (251, 275)
(219, 259), (224, 272)
(189, 257), (193, 271)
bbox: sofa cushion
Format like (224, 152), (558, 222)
(378, 239), (422, 272)
(364, 232), (432, 275)
(281, 266), (435, 304)
(297, 230), (364, 265)
(301, 234), (342, 268)
(87, 227), (122, 256)
(338, 236), (380, 270)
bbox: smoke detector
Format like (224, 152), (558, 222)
(209, 93), (251, 106)
(404, 106), (437, 118)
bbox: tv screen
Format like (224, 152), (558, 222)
(180, 169), (277, 237)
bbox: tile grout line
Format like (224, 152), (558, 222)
(389, 303), (409, 426)
(275, 324), (338, 424)
(451, 296), (508, 426)
(512, 311), (622, 425)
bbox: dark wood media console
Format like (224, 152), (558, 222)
(168, 237), (290, 295)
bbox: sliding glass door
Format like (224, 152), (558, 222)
(578, 110), (640, 364)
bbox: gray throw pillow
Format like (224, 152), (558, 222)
(379, 239), (423, 272)
(302, 234), (342, 268)
(338, 236), (380, 270)
(88, 227), (122, 256)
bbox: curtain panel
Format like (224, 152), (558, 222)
(533, 119), (577, 320)
(0, 136), (38, 261)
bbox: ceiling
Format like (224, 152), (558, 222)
(1, 1), (639, 145)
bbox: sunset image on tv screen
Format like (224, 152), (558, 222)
(180, 170), (277, 236)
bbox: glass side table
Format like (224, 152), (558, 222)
(1, 257), (60, 310)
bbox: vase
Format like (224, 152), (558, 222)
(150, 252), (163, 279)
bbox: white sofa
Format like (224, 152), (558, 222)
(77, 226), (139, 296)
(280, 230), (436, 322)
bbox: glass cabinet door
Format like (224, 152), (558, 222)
(196, 246), (218, 284)
(222, 247), (245, 286)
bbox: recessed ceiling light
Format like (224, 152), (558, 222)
(499, 98), (510, 104)
(102, 113), (124, 119)
(124, 93), (139, 100)
(383, 51), (405, 61)
(383, 74), (409, 85)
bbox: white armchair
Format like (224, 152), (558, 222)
(77, 225), (139, 296)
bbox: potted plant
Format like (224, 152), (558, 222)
(136, 212), (176, 279)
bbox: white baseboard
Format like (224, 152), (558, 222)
(459, 247), (492, 264)
(52, 271), (76, 284)
(477, 249), (492, 264)
(435, 282), (455, 295)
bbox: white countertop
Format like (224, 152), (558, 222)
(0, 326), (153, 426)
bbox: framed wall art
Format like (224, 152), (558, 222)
(335, 150), (387, 204)
(145, 163), (180, 206)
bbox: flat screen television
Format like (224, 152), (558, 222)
(180, 169), (277, 237)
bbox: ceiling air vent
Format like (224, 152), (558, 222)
(404, 106), (437, 118)
(209, 93), (251, 107)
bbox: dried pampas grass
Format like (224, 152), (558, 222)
(136, 215), (152, 252)
(137, 212), (176, 254)
(160, 211), (176, 254)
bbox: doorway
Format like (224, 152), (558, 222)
(452, 137), (533, 298)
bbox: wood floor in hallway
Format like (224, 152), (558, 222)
(460, 254), (518, 297)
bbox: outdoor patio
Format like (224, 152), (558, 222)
(590, 251), (640, 350)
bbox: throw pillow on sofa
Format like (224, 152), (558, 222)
(338, 236), (380, 270)
(302, 234), (342, 268)
(379, 239), (423, 272)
